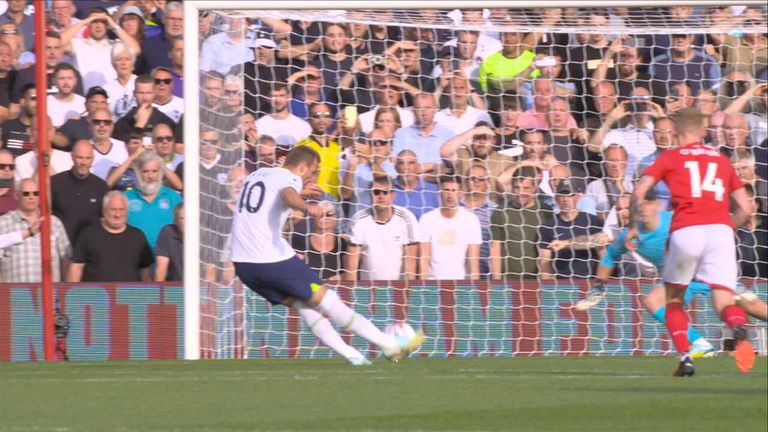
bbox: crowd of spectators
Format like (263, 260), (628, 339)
(0, 2), (765, 283)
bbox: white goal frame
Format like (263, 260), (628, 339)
(182, 0), (766, 360)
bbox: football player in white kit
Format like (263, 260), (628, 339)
(231, 146), (424, 365)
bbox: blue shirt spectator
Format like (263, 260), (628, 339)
(126, 185), (183, 251)
(125, 152), (183, 251)
(392, 124), (454, 166)
(392, 93), (455, 171)
(464, 199), (498, 278)
(0, 2), (34, 52)
(393, 177), (440, 220)
(199, 18), (254, 75)
(648, 34), (720, 95)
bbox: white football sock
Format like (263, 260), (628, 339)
(294, 302), (364, 360)
(722, 326), (734, 339)
(315, 289), (396, 349)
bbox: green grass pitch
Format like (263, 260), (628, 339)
(1, 356), (766, 432)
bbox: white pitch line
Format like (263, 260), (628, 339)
(3, 372), (755, 383)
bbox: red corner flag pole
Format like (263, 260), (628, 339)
(35, 1), (55, 361)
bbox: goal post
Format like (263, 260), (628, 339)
(184, 1), (768, 360)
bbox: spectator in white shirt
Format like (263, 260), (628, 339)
(584, 144), (634, 219)
(443, 11), (502, 61)
(60, 7), (141, 91)
(88, 109), (127, 180)
(346, 175), (421, 281)
(47, 63), (85, 127)
(588, 86), (659, 180)
(152, 122), (183, 172)
(419, 175), (482, 280)
(358, 81), (415, 134)
(432, 30), (486, 86)
(433, 73), (492, 135)
(15, 116), (74, 185)
(255, 83), (312, 147)
(151, 66), (183, 123)
(102, 41), (137, 120)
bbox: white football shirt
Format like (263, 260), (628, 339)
(230, 167), (302, 263)
(255, 114), (312, 147)
(349, 205), (421, 280)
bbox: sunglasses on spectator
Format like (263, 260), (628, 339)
(21, 191), (39, 197)
(372, 189), (392, 196)
(1, 29), (18, 35)
(0, 163), (15, 170)
(91, 119), (113, 126)
(154, 78), (173, 85)
(310, 112), (332, 119)
(370, 139), (391, 147)
(474, 134), (493, 141)
(154, 135), (175, 143)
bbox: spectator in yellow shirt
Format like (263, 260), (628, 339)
(296, 102), (342, 198)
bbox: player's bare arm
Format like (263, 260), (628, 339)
(281, 187), (323, 218)
(550, 233), (611, 252)
(626, 175), (657, 251)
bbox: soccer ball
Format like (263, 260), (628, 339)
(384, 322), (417, 341)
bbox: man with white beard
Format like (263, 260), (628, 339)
(125, 151), (182, 251)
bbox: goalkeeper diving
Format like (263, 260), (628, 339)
(573, 188), (767, 357)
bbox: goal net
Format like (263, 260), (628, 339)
(190, 3), (768, 359)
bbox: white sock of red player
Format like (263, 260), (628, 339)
(294, 303), (365, 360)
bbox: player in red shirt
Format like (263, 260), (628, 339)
(629, 108), (755, 377)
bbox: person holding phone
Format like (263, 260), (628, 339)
(587, 87), (660, 181)
(664, 83), (694, 115)
(339, 128), (397, 217)
(590, 36), (667, 109)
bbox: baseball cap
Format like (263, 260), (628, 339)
(85, 86), (108, 99)
(121, 6), (143, 19)
(248, 30), (277, 49)
(556, 179), (577, 195)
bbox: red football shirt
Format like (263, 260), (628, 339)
(643, 142), (743, 232)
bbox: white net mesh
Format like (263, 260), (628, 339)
(197, 5), (768, 359)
